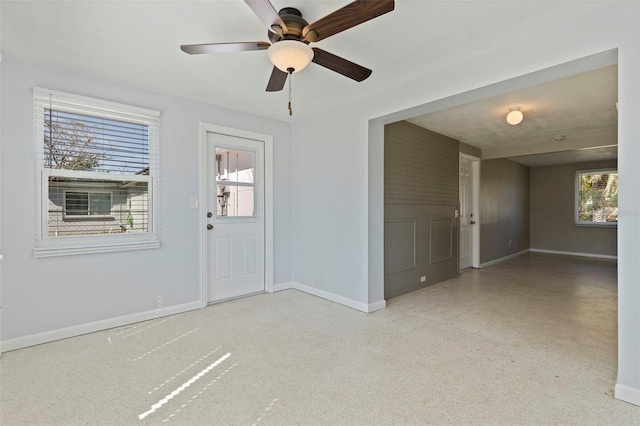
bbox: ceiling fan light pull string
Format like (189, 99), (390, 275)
(287, 67), (294, 116)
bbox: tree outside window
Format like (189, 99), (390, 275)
(576, 169), (618, 225)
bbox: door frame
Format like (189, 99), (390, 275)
(198, 122), (274, 307)
(459, 153), (481, 269)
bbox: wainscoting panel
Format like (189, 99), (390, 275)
(384, 205), (459, 299)
(430, 218), (454, 264)
(384, 219), (417, 275)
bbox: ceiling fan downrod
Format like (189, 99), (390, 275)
(287, 67), (294, 116)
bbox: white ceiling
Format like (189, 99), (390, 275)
(1, 0), (618, 166)
(408, 65), (618, 165)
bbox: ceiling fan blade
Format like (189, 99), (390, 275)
(244, 0), (288, 34)
(311, 48), (372, 82)
(181, 42), (270, 55)
(266, 66), (288, 92)
(302, 0), (394, 42)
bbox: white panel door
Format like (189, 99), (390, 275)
(459, 157), (475, 270)
(207, 132), (265, 303)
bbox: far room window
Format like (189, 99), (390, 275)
(34, 88), (160, 257)
(576, 169), (618, 226)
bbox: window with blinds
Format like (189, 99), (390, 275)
(576, 169), (618, 226)
(34, 88), (160, 257)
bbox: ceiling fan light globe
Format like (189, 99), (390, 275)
(267, 40), (314, 73)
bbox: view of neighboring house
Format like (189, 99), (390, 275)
(47, 177), (148, 236)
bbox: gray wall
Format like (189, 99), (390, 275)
(460, 142), (481, 158)
(384, 121), (459, 298)
(530, 160), (617, 256)
(480, 159), (530, 264)
(1, 57), (293, 344)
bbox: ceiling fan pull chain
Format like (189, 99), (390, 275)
(287, 67), (294, 116)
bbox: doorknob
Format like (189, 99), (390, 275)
(207, 224), (214, 230)
(470, 221), (476, 225)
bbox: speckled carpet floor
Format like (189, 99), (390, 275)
(1, 253), (639, 425)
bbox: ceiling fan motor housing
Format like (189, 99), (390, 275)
(269, 7), (310, 43)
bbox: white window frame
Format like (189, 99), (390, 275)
(575, 168), (618, 227)
(34, 87), (160, 257)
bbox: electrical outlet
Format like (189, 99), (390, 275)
(310, 262), (316, 272)
(420, 276), (426, 282)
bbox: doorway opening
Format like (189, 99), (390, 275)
(459, 153), (480, 270)
(369, 48), (622, 403)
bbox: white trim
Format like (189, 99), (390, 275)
(480, 249), (530, 268)
(273, 281), (294, 292)
(199, 126), (208, 308)
(615, 383), (640, 407)
(529, 248), (617, 260)
(290, 282), (386, 313)
(1, 301), (201, 353)
(198, 123), (274, 306)
(34, 86), (160, 119)
(46, 168), (151, 182)
(459, 153), (481, 269)
(34, 239), (160, 258)
(264, 132), (274, 295)
(367, 299), (387, 313)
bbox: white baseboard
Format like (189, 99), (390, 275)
(530, 248), (617, 260)
(1, 300), (201, 353)
(480, 249), (530, 268)
(273, 281), (294, 292)
(290, 282), (385, 313)
(615, 383), (640, 407)
(366, 299), (387, 313)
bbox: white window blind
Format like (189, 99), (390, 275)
(34, 88), (160, 257)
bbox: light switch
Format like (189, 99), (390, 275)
(189, 197), (198, 209)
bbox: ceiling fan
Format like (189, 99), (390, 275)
(180, 0), (395, 94)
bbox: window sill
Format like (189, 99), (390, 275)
(575, 222), (618, 228)
(34, 239), (160, 258)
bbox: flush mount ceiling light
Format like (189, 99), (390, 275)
(267, 40), (314, 74)
(506, 106), (524, 125)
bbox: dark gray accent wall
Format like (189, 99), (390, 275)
(460, 142), (482, 158)
(384, 121), (459, 299)
(385, 121), (459, 206)
(530, 160), (617, 256)
(480, 159), (530, 264)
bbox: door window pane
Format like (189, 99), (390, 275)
(217, 185), (255, 217)
(216, 148), (254, 183)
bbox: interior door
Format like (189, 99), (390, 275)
(459, 156), (475, 270)
(207, 132), (265, 303)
